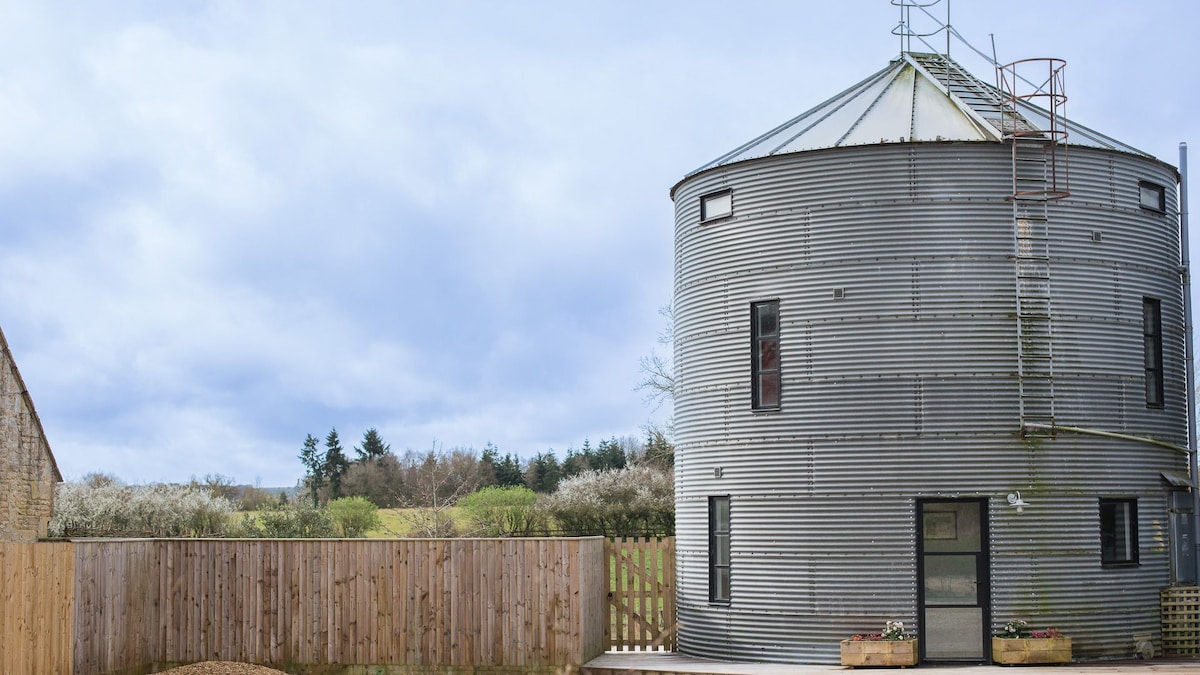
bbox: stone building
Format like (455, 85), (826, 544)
(0, 325), (62, 541)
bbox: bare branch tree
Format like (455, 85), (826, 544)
(636, 303), (675, 411)
(397, 442), (484, 537)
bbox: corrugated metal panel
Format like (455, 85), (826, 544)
(671, 140), (1188, 664)
(990, 491), (1172, 660)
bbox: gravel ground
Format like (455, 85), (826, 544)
(156, 663), (289, 675)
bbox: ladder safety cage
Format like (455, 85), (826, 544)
(999, 58), (1070, 437)
(999, 58), (1071, 201)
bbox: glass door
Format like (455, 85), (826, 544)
(918, 499), (989, 662)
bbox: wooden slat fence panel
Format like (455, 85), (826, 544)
(67, 537), (605, 674)
(0, 542), (74, 675)
(1162, 586), (1200, 656)
(606, 536), (676, 651)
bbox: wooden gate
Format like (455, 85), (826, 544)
(0, 542), (75, 675)
(606, 537), (675, 651)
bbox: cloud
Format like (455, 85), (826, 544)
(1, 1), (1196, 486)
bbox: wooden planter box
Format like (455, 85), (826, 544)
(992, 636), (1072, 665)
(841, 639), (919, 668)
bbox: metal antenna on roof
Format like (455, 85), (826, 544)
(946, 0), (951, 57)
(990, 34), (1000, 90)
(891, 0), (945, 55)
(901, 3), (1060, 100)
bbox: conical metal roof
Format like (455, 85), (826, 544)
(687, 52), (1150, 177)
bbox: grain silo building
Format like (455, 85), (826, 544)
(670, 51), (1193, 664)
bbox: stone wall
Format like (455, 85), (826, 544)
(0, 328), (61, 542)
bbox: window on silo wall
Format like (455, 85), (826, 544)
(1143, 297), (1163, 407)
(709, 496), (731, 604)
(1100, 498), (1138, 565)
(700, 189), (732, 222)
(751, 300), (781, 410)
(1139, 181), (1166, 213)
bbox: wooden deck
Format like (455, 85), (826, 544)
(583, 651), (1200, 675)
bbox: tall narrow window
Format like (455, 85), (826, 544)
(709, 496), (731, 604)
(1100, 498), (1138, 565)
(1143, 297), (1163, 407)
(751, 301), (781, 410)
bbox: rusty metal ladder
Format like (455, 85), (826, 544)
(1000, 58), (1070, 437)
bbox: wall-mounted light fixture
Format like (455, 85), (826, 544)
(1007, 491), (1028, 514)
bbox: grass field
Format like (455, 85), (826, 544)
(365, 507), (466, 538)
(235, 506), (467, 538)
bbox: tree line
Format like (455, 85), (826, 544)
(46, 426), (675, 539)
(295, 426), (673, 510)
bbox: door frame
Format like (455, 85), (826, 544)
(916, 497), (992, 664)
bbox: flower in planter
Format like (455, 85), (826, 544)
(993, 622), (1071, 665)
(851, 620), (910, 641)
(881, 620), (907, 641)
(997, 619), (1063, 639)
(998, 618), (1029, 638)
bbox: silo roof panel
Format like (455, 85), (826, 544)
(833, 63), (917, 146)
(685, 52), (1154, 180)
(785, 70), (902, 151)
(911, 71), (994, 142)
(714, 63), (901, 164)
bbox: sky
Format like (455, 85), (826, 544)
(2, 1), (1197, 487)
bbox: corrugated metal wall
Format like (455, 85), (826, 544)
(672, 142), (1187, 664)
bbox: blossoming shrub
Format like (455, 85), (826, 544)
(541, 464), (673, 536)
(50, 480), (235, 538)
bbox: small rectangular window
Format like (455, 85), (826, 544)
(700, 189), (732, 222)
(1100, 498), (1138, 565)
(709, 496), (731, 603)
(1139, 181), (1166, 212)
(1144, 297), (1163, 407)
(751, 301), (781, 410)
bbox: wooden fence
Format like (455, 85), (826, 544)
(0, 537), (676, 674)
(1162, 585), (1200, 656)
(606, 537), (675, 651)
(0, 542), (75, 674)
(3, 538), (608, 675)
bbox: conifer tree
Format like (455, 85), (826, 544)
(355, 427), (390, 463)
(495, 452), (525, 487)
(324, 428), (350, 500)
(298, 433), (325, 506)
